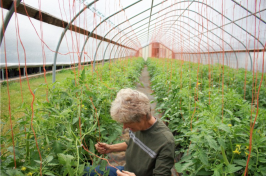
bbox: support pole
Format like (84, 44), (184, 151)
(0, 0), (21, 45)
(2, 68), (4, 80)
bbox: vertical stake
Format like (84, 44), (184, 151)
(2, 68), (4, 80)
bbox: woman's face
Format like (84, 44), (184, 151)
(123, 119), (145, 132)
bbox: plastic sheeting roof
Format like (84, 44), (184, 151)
(0, 0), (266, 67)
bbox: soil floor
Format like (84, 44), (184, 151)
(108, 66), (178, 176)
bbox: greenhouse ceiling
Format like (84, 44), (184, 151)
(0, 0), (266, 68)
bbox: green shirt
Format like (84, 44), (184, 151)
(125, 119), (175, 176)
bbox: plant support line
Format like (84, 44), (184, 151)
(52, 0), (98, 83)
(0, 0), (22, 45)
(147, 0), (154, 43)
(79, 0), (142, 72)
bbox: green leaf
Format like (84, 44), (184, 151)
(180, 154), (192, 162)
(78, 163), (85, 175)
(258, 165), (266, 175)
(99, 160), (107, 171)
(80, 69), (86, 82)
(58, 153), (74, 166)
(72, 117), (79, 124)
(199, 151), (208, 165)
(34, 160), (42, 164)
(46, 155), (53, 163)
(45, 135), (50, 146)
(234, 159), (246, 166)
(181, 161), (194, 171)
(205, 135), (218, 150)
(213, 169), (220, 176)
(217, 123), (230, 133)
(89, 139), (95, 154)
(227, 164), (242, 173)
(259, 157), (266, 163)
(6, 169), (23, 176)
(197, 170), (213, 175)
(43, 172), (56, 176)
(53, 141), (62, 153)
(218, 138), (225, 148)
(47, 163), (59, 166)
(258, 137), (266, 145)
(175, 161), (193, 172)
(108, 132), (118, 143)
(224, 109), (233, 117)
(233, 117), (241, 122)
(0, 171), (8, 176)
(175, 163), (182, 172)
(33, 88), (38, 94)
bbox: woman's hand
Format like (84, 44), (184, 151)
(94, 142), (112, 154)
(116, 170), (136, 176)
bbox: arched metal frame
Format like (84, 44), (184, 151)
(113, 21), (227, 63)
(94, 0), (191, 63)
(79, 0), (142, 72)
(0, 0), (21, 45)
(52, 0), (98, 83)
(92, 0), (170, 65)
(101, 1), (198, 62)
(101, 6), (263, 71)
(105, 14), (237, 67)
(117, 35), (199, 63)
(115, 28), (213, 65)
(1, 0), (265, 79)
(153, 1), (265, 48)
(106, 12), (232, 65)
(94, 1), (266, 71)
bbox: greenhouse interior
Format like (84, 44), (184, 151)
(1, 0), (266, 175)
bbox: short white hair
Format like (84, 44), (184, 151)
(110, 88), (151, 123)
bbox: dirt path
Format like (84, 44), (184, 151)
(135, 66), (162, 119)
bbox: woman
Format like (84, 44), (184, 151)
(84, 88), (175, 176)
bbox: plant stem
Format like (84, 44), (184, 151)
(256, 148), (259, 169)
(75, 138), (80, 176)
(26, 133), (30, 160)
(221, 146), (234, 176)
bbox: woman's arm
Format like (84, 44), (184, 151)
(95, 142), (128, 154)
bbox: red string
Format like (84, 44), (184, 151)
(20, 0), (82, 57)
(14, 1), (42, 175)
(38, 0), (49, 102)
(244, 42), (266, 175)
(221, 0), (225, 123)
(1, 0), (16, 168)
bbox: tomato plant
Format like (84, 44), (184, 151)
(1, 57), (145, 176)
(147, 58), (266, 175)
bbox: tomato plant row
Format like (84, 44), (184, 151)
(147, 58), (266, 175)
(1, 57), (145, 176)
